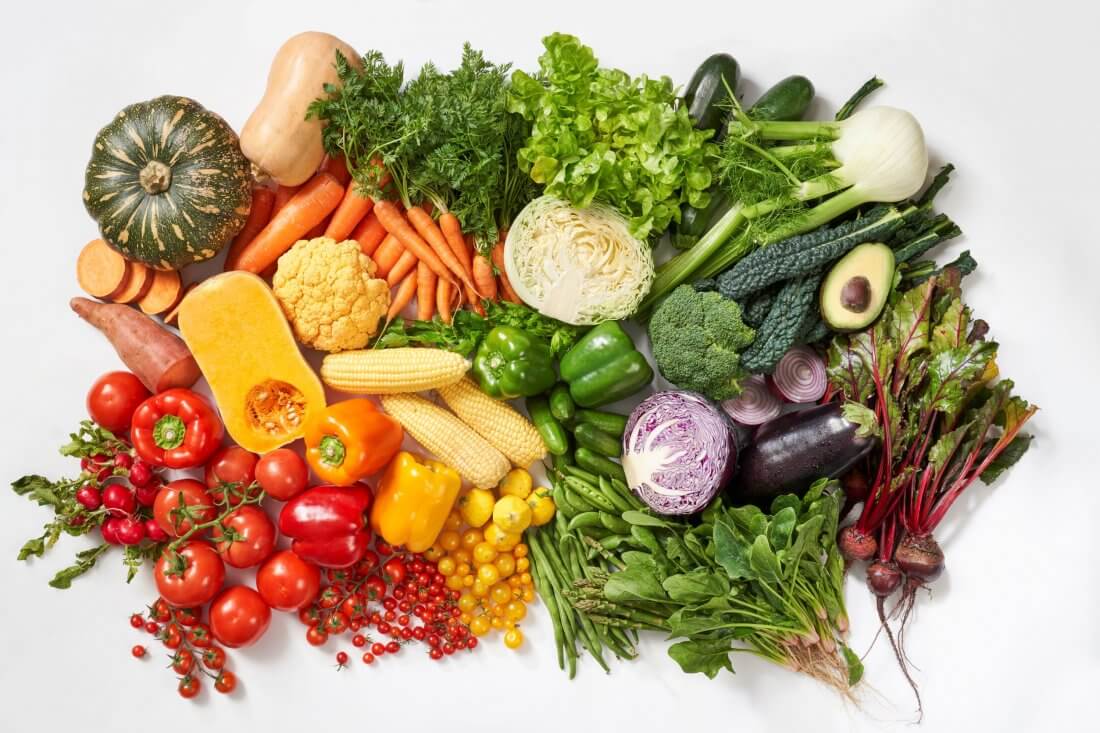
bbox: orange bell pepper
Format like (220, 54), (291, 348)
(370, 451), (461, 552)
(305, 399), (403, 485)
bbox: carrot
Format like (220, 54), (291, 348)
(386, 250), (419, 287)
(304, 215), (331, 240)
(436, 279), (454, 324)
(320, 154), (351, 185)
(472, 253), (498, 302)
(372, 234), (405, 278)
(374, 200), (460, 284)
(404, 206), (474, 294)
(324, 185), (374, 241)
(350, 211), (387, 257)
(224, 187), (276, 271)
(387, 270), (418, 322)
(439, 212), (483, 307)
(76, 239), (130, 299)
(137, 269), (183, 315)
(71, 297), (200, 393)
(111, 262), (154, 304)
(416, 262), (437, 321)
(235, 172), (345, 273)
(272, 184), (300, 214)
(492, 240), (522, 305)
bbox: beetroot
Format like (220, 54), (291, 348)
(839, 525), (878, 563)
(895, 534), (944, 582)
(866, 560), (902, 597)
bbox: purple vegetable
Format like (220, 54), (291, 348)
(622, 390), (735, 515)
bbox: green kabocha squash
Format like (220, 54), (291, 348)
(83, 96), (252, 270)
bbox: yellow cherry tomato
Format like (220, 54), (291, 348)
(462, 575), (474, 588)
(498, 469), (533, 499)
(526, 488), (556, 527)
(458, 592), (478, 613)
(494, 554), (516, 578)
(490, 603), (506, 618)
(458, 488), (495, 528)
(437, 557), (457, 576)
(472, 542), (498, 565)
(460, 529), (482, 549)
(521, 588), (535, 602)
(492, 496), (532, 534)
(470, 615), (491, 636)
(477, 564), (501, 586)
(508, 575), (523, 589)
(424, 544), (444, 562)
(491, 617), (505, 630)
(445, 574), (464, 591)
(520, 572), (533, 586)
(443, 511), (463, 532)
(438, 531), (461, 552)
(513, 543), (529, 559)
(460, 612), (473, 625)
(472, 579), (490, 598)
(490, 584), (512, 605)
(503, 627), (524, 649)
(452, 549), (472, 565)
(506, 601), (527, 622)
(483, 523), (521, 551)
(455, 562), (471, 577)
(515, 557), (530, 573)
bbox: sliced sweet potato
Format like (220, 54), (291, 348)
(76, 239), (129, 299)
(137, 269), (183, 315)
(161, 284), (196, 327)
(110, 262), (154, 304)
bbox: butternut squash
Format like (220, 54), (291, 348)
(177, 271), (326, 453)
(240, 32), (360, 187)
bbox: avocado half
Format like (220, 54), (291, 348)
(820, 243), (895, 331)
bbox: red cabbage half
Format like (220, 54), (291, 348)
(622, 391), (736, 516)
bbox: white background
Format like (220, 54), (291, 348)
(0, 1), (1097, 730)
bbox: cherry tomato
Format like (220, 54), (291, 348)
(144, 621), (159, 634)
(101, 484), (136, 517)
(363, 576), (387, 602)
(174, 607), (201, 627)
(172, 650), (194, 675)
(153, 479), (215, 537)
(205, 446), (259, 504)
(335, 651), (349, 666)
(202, 646), (226, 670)
(382, 558), (407, 586)
(256, 550), (321, 611)
(131, 644), (146, 658)
(306, 625), (328, 646)
(151, 599), (171, 622)
(155, 542), (225, 608)
(162, 625), (183, 650)
(214, 670), (237, 694)
(254, 449), (308, 501)
(86, 372), (150, 433)
(187, 623), (213, 649)
(129, 613), (144, 629)
(178, 675), (201, 699)
(324, 612), (349, 635)
(362, 653), (375, 665)
(340, 594), (366, 620)
(212, 505), (276, 568)
(209, 586), (271, 649)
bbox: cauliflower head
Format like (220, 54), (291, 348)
(273, 237), (390, 352)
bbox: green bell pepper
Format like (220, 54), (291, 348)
(472, 326), (557, 399)
(559, 322), (653, 407)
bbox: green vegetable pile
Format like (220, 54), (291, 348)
(532, 478), (861, 690)
(507, 33), (714, 239)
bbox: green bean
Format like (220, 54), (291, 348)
(530, 533), (580, 651)
(563, 476), (618, 513)
(530, 544), (565, 671)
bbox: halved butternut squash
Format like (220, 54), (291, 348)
(177, 271), (325, 453)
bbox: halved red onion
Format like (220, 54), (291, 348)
(772, 346), (827, 403)
(721, 376), (782, 426)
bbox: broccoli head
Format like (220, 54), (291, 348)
(647, 284), (756, 401)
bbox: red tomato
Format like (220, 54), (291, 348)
(205, 447), (259, 504)
(255, 550), (321, 611)
(208, 586), (271, 649)
(86, 372), (150, 433)
(155, 542), (225, 608)
(255, 449), (309, 501)
(212, 505), (276, 568)
(153, 479), (215, 537)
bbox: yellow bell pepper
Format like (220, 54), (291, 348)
(371, 451), (462, 553)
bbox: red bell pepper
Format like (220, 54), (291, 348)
(278, 484), (373, 568)
(130, 388), (223, 469)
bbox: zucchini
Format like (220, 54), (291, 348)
(748, 75), (815, 122)
(683, 53), (740, 134)
(716, 205), (909, 301)
(740, 273), (822, 374)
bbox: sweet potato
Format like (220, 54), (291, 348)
(76, 239), (129, 299)
(71, 297), (200, 393)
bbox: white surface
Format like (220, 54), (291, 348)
(1, 1), (1097, 730)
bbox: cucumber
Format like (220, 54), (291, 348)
(683, 53), (740, 134)
(748, 75), (815, 122)
(575, 447), (628, 484)
(526, 396), (569, 456)
(549, 383), (575, 422)
(574, 408), (628, 438)
(671, 190), (735, 250)
(573, 423), (623, 458)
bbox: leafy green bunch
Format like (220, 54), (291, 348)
(565, 480), (862, 691)
(309, 44), (535, 249)
(507, 33), (715, 239)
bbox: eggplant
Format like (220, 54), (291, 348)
(729, 403), (875, 505)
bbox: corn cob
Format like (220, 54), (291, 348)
(321, 348), (468, 394)
(380, 393), (510, 488)
(437, 378), (547, 468)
